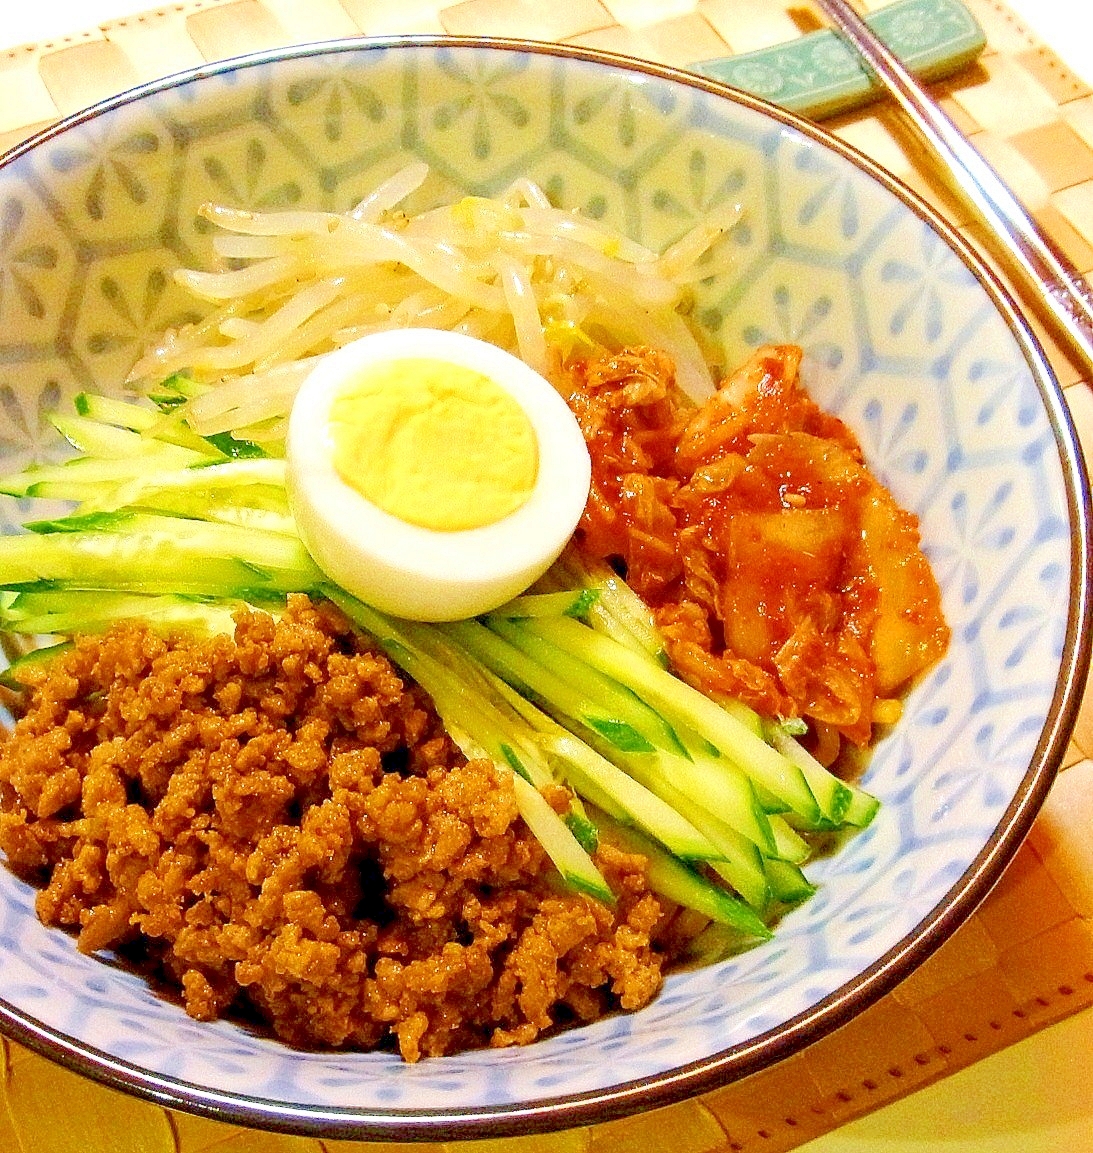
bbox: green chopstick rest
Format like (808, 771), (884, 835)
(692, 0), (986, 120)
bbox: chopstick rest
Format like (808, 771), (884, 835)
(693, 0), (985, 120)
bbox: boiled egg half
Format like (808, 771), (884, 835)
(285, 328), (592, 621)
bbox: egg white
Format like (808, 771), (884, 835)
(285, 328), (592, 621)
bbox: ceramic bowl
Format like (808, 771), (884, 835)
(0, 37), (1088, 1139)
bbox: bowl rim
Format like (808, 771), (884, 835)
(0, 32), (1090, 1141)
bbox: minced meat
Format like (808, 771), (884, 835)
(0, 595), (671, 1060)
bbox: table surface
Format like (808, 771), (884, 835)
(2, 3), (1093, 1152)
(4, 0), (1091, 76)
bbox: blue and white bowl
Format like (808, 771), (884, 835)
(0, 37), (1088, 1138)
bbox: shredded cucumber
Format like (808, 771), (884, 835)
(0, 589), (246, 637)
(553, 551), (666, 663)
(594, 811), (771, 940)
(0, 526), (319, 594)
(484, 614), (688, 756)
(520, 616), (831, 823)
(510, 774), (613, 904)
(0, 640), (74, 688)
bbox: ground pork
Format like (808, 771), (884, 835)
(0, 595), (671, 1060)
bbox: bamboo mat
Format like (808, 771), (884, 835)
(2, 1), (1093, 1151)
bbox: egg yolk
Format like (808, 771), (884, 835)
(329, 358), (539, 532)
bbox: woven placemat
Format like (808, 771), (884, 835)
(1, 1), (1093, 1150)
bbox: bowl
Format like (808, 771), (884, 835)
(0, 36), (1088, 1139)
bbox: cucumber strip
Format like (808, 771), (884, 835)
(706, 856), (768, 914)
(652, 745), (776, 856)
(201, 431), (267, 460)
(768, 727), (878, 829)
(50, 413), (222, 463)
(99, 513), (305, 569)
(0, 525), (319, 591)
(768, 727), (850, 826)
(74, 392), (159, 431)
(50, 413), (164, 457)
(545, 730), (725, 862)
(25, 511), (132, 534)
(442, 618), (657, 756)
(548, 753), (630, 824)
(77, 484), (297, 536)
(510, 773), (613, 904)
(565, 806), (599, 855)
(76, 389), (258, 458)
(69, 397), (234, 457)
(523, 617), (822, 824)
(128, 499), (297, 537)
(683, 921), (766, 965)
(677, 724), (723, 761)
(557, 552), (666, 663)
(595, 812), (771, 939)
(491, 589), (600, 620)
(0, 565), (299, 599)
(764, 857), (817, 906)
(19, 512), (316, 573)
(151, 417), (236, 457)
(81, 459), (288, 512)
(842, 783), (881, 828)
(145, 373), (212, 405)
(753, 782), (791, 814)
(18, 478), (128, 504)
(0, 592), (243, 637)
(618, 758), (770, 910)
(0, 640), (73, 689)
(767, 813), (811, 864)
(720, 697), (765, 738)
(121, 457), (284, 490)
(484, 615), (687, 757)
(717, 694), (802, 744)
(0, 451), (211, 497)
(2, 588), (212, 618)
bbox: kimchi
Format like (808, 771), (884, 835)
(563, 343), (950, 749)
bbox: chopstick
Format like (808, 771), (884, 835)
(815, 0), (1093, 374)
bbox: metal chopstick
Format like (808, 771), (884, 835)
(815, 0), (1093, 373)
